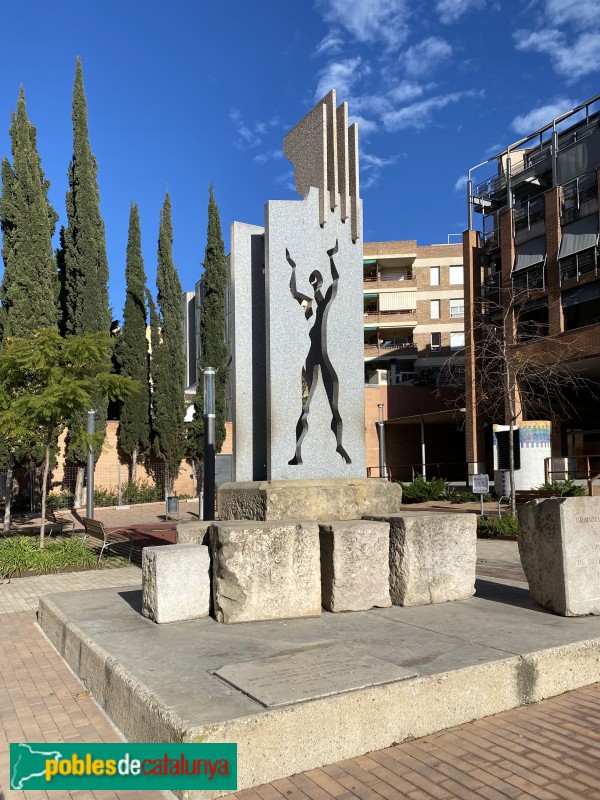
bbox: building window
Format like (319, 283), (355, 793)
(430, 299), (440, 319)
(449, 265), (464, 285)
(450, 298), (464, 318)
(431, 332), (441, 350)
(430, 266), (440, 286)
(450, 331), (465, 350)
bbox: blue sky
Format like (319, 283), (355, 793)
(1, 0), (599, 320)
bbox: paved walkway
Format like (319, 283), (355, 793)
(1, 540), (600, 800)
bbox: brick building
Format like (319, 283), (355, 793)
(363, 241), (466, 481)
(464, 94), (600, 481)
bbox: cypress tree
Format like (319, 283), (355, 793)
(117, 204), (151, 482)
(188, 185), (228, 458)
(61, 57), (111, 503)
(0, 88), (58, 533)
(151, 192), (186, 491)
(0, 88), (58, 341)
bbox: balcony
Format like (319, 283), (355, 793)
(560, 170), (598, 225)
(560, 248), (598, 284)
(514, 193), (546, 244)
(363, 273), (416, 290)
(364, 340), (418, 359)
(363, 309), (417, 325)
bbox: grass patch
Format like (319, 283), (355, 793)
(0, 535), (128, 578)
(477, 516), (518, 538)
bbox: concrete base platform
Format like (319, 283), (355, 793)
(218, 478), (403, 521)
(38, 578), (600, 799)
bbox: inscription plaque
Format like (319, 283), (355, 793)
(212, 643), (416, 707)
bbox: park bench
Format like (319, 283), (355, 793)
(81, 517), (136, 562)
(46, 508), (75, 537)
(497, 489), (561, 516)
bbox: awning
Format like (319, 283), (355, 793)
(364, 326), (378, 331)
(559, 215), (599, 260)
(363, 293), (378, 298)
(363, 259), (377, 265)
(562, 282), (600, 308)
(513, 236), (546, 272)
(379, 291), (417, 311)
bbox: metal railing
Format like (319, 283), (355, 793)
(544, 456), (600, 495)
(514, 193), (545, 233)
(560, 248), (597, 283)
(512, 264), (546, 294)
(367, 462), (469, 482)
(560, 169), (598, 224)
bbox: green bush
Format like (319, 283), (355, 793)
(122, 479), (162, 505)
(400, 475), (450, 503)
(0, 535), (97, 578)
(536, 478), (587, 497)
(93, 487), (119, 507)
(477, 516), (518, 538)
(47, 491), (75, 510)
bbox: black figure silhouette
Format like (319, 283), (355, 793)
(286, 240), (351, 466)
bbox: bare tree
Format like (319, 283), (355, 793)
(442, 281), (593, 516)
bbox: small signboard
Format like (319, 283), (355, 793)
(472, 474), (489, 494)
(165, 495), (180, 520)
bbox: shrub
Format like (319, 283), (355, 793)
(122, 479), (162, 505)
(400, 475), (450, 503)
(47, 491), (75, 510)
(0, 535), (97, 578)
(536, 478), (587, 497)
(477, 516), (518, 538)
(93, 487), (119, 507)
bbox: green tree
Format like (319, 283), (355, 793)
(188, 186), (229, 459)
(117, 204), (151, 482)
(150, 192), (186, 491)
(60, 58), (111, 504)
(0, 88), (59, 533)
(0, 329), (137, 545)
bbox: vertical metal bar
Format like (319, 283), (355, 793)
(506, 154), (512, 210)
(203, 367), (216, 521)
(420, 418), (426, 479)
(376, 403), (387, 479)
(467, 178), (473, 231)
(117, 462), (122, 507)
(29, 466), (35, 513)
(86, 410), (95, 519)
(551, 128), (558, 187)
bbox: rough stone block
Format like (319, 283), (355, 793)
(365, 512), (477, 606)
(210, 521), (321, 623)
(519, 496), (600, 616)
(319, 521), (391, 611)
(176, 520), (211, 546)
(142, 544), (210, 624)
(218, 478), (402, 522)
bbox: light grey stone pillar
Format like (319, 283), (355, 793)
(319, 520), (391, 611)
(519, 496), (600, 616)
(142, 544), (210, 624)
(365, 512), (477, 606)
(210, 521), (321, 623)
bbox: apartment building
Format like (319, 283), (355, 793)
(363, 241), (467, 480)
(363, 240), (465, 385)
(464, 94), (600, 478)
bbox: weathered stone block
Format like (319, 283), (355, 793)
(176, 520), (210, 546)
(210, 521), (321, 623)
(519, 496), (600, 616)
(218, 478), (402, 522)
(365, 512), (477, 606)
(142, 544), (210, 624)
(319, 521), (391, 611)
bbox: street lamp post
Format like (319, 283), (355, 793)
(377, 403), (387, 479)
(202, 368), (216, 520)
(86, 410), (95, 519)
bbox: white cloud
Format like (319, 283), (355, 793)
(383, 90), (480, 131)
(545, 0), (600, 30)
(316, 0), (411, 49)
(511, 99), (575, 135)
(229, 110), (281, 150)
(254, 149), (284, 165)
(515, 0), (600, 81)
(454, 174), (468, 191)
(436, 0), (485, 24)
(315, 57), (369, 101)
(348, 114), (378, 134)
(403, 37), (453, 78)
(388, 81), (433, 104)
(314, 30), (344, 56)
(360, 151), (402, 189)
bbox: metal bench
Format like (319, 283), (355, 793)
(46, 508), (75, 537)
(81, 517), (135, 562)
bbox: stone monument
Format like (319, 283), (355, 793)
(222, 90), (402, 519)
(519, 496), (600, 616)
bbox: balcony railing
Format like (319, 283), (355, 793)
(514, 193), (545, 233)
(512, 264), (546, 294)
(364, 341), (418, 357)
(560, 170), (599, 224)
(560, 248), (598, 283)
